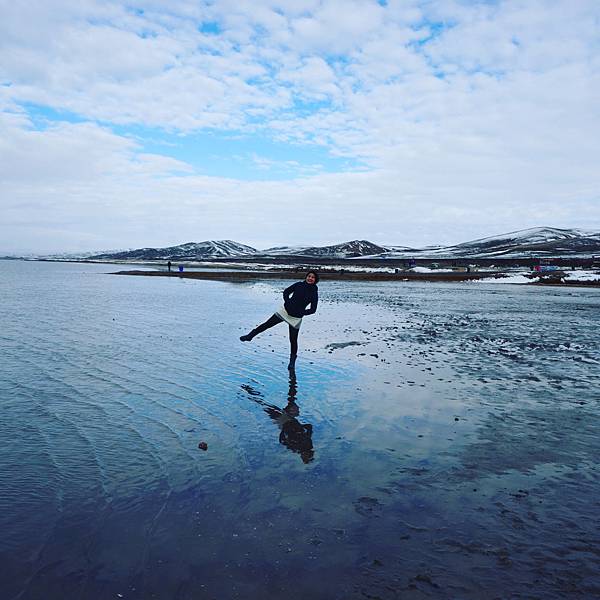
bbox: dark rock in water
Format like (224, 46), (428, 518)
(198, 441), (208, 451)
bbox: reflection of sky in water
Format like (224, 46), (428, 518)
(1, 262), (599, 599)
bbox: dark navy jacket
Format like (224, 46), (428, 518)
(283, 281), (318, 317)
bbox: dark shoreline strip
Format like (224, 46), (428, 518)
(110, 270), (600, 286)
(111, 269), (489, 282)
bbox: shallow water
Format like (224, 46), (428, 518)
(1, 260), (599, 599)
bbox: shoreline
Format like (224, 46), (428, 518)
(111, 269), (495, 282)
(110, 269), (600, 287)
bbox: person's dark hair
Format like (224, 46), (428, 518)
(306, 270), (319, 283)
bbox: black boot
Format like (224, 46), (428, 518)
(287, 354), (297, 370)
(240, 333), (253, 342)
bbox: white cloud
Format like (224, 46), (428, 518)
(285, 0), (385, 54)
(280, 56), (339, 100)
(1, 0), (599, 253)
(1, 110), (597, 254)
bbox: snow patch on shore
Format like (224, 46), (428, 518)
(565, 270), (600, 282)
(474, 273), (533, 284)
(409, 266), (453, 273)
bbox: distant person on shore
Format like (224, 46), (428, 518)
(240, 271), (319, 370)
(167, 260), (172, 272)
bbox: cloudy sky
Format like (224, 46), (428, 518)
(1, 0), (599, 253)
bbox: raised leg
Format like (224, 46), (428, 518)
(240, 313), (283, 341)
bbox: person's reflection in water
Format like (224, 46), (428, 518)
(241, 373), (314, 463)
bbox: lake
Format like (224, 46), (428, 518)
(1, 260), (599, 599)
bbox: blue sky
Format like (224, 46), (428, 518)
(1, 0), (599, 253)
(25, 102), (357, 180)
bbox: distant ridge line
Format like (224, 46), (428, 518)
(28, 227), (600, 260)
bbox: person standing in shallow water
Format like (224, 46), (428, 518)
(240, 271), (319, 370)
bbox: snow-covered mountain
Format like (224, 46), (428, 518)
(38, 228), (600, 263)
(440, 227), (583, 254)
(91, 240), (256, 261)
(49, 249), (127, 259)
(261, 240), (389, 258)
(421, 227), (600, 258)
(379, 228), (600, 258)
(258, 245), (312, 257)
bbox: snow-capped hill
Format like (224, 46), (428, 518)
(383, 245), (420, 253)
(453, 227), (585, 249)
(382, 245), (439, 258)
(92, 240), (256, 260)
(414, 227), (600, 258)
(172, 240), (256, 257)
(36, 249), (126, 260)
(261, 240), (388, 258)
(451, 228), (598, 257)
(260, 245), (312, 256)
(353, 228), (600, 259)
(45, 227), (600, 263)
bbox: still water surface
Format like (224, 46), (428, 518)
(1, 260), (599, 599)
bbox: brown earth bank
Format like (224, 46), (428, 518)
(111, 269), (600, 286)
